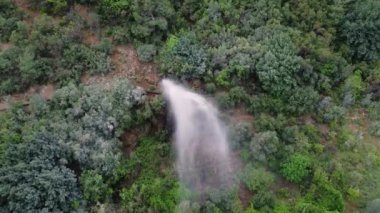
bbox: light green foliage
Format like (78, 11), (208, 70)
(119, 138), (178, 212)
(80, 170), (111, 204)
(281, 153), (313, 184)
(241, 164), (274, 192)
(341, 0), (380, 61)
(306, 169), (344, 212)
(160, 32), (208, 79)
(255, 29), (301, 97)
(342, 70), (365, 103)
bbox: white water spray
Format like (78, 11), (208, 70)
(161, 79), (232, 195)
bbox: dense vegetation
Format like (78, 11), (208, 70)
(0, 0), (379, 212)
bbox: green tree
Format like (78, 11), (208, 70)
(281, 153), (313, 184)
(341, 0), (380, 62)
(255, 30), (301, 97)
(80, 170), (110, 204)
(0, 132), (80, 212)
(160, 32), (208, 79)
(250, 131), (280, 163)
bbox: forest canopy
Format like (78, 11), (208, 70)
(0, 0), (380, 212)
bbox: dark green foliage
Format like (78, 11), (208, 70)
(0, 14), (112, 94)
(99, 0), (175, 43)
(0, 0), (22, 42)
(28, 0), (69, 15)
(287, 87), (320, 114)
(281, 153), (313, 184)
(285, 0), (344, 35)
(49, 80), (144, 176)
(250, 131), (280, 163)
(229, 122), (252, 150)
(341, 0), (380, 62)
(0, 132), (79, 212)
(238, 0), (283, 35)
(252, 190), (275, 211)
(0, 0), (379, 212)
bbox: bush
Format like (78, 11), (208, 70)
(0, 132), (80, 212)
(369, 121), (380, 137)
(205, 82), (216, 94)
(159, 32), (209, 79)
(252, 191), (275, 211)
(137, 44), (156, 62)
(241, 164), (274, 192)
(255, 30), (301, 97)
(250, 131), (280, 163)
(366, 199), (380, 213)
(229, 122), (252, 150)
(228, 86), (249, 106)
(341, 0), (380, 61)
(254, 114), (287, 132)
(281, 153), (313, 184)
(215, 92), (233, 110)
(286, 87), (320, 114)
(306, 169), (344, 212)
(80, 170), (110, 204)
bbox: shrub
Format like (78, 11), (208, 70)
(248, 95), (286, 115)
(0, 132), (80, 212)
(137, 44), (156, 62)
(286, 87), (320, 114)
(241, 164), (274, 192)
(228, 86), (249, 106)
(250, 131), (280, 163)
(229, 122), (252, 150)
(281, 153), (313, 184)
(80, 170), (110, 204)
(159, 32), (209, 79)
(256, 31), (301, 97)
(306, 169), (344, 212)
(215, 92), (233, 110)
(93, 38), (113, 55)
(341, 0), (380, 61)
(205, 82), (216, 94)
(254, 114), (287, 132)
(366, 199), (380, 213)
(251, 191), (275, 210)
(369, 121), (380, 137)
